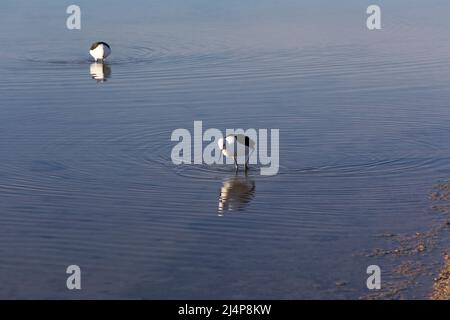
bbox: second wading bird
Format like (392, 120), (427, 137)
(218, 134), (255, 172)
(89, 42), (111, 62)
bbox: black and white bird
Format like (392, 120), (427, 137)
(89, 42), (111, 61)
(218, 134), (255, 171)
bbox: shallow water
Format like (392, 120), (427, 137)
(1, 0), (450, 299)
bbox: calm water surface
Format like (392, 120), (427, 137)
(1, 0), (450, 298)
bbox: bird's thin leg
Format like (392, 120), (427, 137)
(245, 149), (250, 172)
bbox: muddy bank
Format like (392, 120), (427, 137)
(361, 180), (450, 300)
(430, 181), (450, 299)
(431, 253), (450, 300)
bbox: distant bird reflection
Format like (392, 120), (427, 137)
(218, 174), (255, 215)
(90, 63), (111, 82)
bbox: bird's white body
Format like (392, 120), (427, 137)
(218, 134), (255, 170)
(89, 42), (111, 61)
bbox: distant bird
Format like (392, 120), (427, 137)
(218, 134), (256, 171)
(89, 42), (111, 61)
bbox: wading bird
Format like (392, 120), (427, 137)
(218, 134), (255, 171)
(89, 42), (111, 62)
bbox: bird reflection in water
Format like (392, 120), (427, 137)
(90, 63), (111, 82)
(218, 174), (255, 216)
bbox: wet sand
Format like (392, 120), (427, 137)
(430, 181), (450, 299)
(361, 180), (450, 300)
(431, 253), (450, 300)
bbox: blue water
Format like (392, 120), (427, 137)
(1, 0), (450, 299)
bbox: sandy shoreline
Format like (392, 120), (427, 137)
(361, 180), (450, 300)
(431, 253), (450, 300)
(430, 181), (450, 300)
